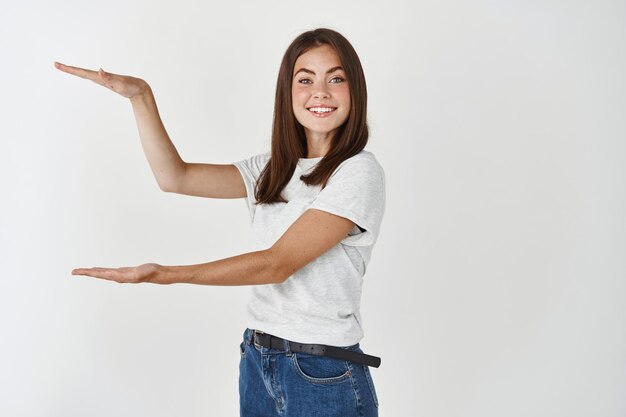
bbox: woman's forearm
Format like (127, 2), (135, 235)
(130, 85), (186, 192)
(152, 249), (285, 286)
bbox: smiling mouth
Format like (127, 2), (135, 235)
(307, 106), (337, 117)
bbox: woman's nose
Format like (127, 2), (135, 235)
(313, 85), (330, 99)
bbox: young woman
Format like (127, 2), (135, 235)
(56, 28), (384, 417)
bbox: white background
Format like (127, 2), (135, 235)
(1, 0), (625, 416)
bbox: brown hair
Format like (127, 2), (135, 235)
(254, 28), (369, 204)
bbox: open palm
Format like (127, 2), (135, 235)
(54, 61), (148, 98)
(71, 263), (162, 284)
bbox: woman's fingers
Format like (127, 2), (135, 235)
(54, 62), (116, 89)
(72, 266), (135, 283)
(54, 61), (147, 98)
(54, 61), (99, 82)
(72, 267), (115, 279)
(71, 264), (159, 283)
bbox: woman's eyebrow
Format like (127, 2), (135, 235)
(293, 66), (344, 77)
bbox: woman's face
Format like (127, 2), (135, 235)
(291, 44), (351, 141)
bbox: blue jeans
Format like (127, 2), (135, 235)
(238, 328), (379, 416)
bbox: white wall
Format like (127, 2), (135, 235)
(1, 1), (625, 416)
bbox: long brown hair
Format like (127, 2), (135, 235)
(254, 28), (369, 205)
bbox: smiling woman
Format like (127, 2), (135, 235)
(57, 27), (383, 417)
(291, 45), (351, 140)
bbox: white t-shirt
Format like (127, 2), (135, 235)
(233, 149), (385, 346)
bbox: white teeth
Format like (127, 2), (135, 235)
(309, 107), (335, 113)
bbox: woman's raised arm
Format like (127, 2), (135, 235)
(54, 62), (245, 198)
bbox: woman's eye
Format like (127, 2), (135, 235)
(297, 77), (345, 85)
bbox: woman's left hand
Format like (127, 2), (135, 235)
(71, 263), (163, 284)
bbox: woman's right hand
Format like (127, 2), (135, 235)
(54, 61), (149, 99)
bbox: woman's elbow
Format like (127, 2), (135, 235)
(264, 248), (296, 284)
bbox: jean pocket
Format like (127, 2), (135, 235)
(239, 341), (246, 357)
(291, 353), (351, 384)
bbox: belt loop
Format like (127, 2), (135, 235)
(283, 337), (292, 356)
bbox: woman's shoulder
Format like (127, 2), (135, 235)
(234, 151), (271, 177)
(250, 151), (271, 165)
(337, 149), (384, 175)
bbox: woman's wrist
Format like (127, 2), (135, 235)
(149, 264), (178, 285)
(129, 80), (152, 103)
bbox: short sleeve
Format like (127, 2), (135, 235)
(233, 152), (270, 221)
(309, 155), (386, 247)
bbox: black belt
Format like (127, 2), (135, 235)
(253, 330), (381, 368)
